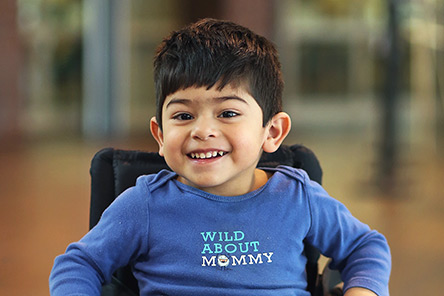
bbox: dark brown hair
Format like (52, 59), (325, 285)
(153, 18), (283, 129)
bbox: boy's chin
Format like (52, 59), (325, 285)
(177, 175), (218, 190)
(176, 175), (226, 194)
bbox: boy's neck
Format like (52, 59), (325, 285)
(251, 168), (271, 192)
(176, 168), (271, 197)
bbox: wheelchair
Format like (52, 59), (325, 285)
(89, 144), (343, 296)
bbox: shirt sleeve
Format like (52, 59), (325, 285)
(49, 182), (150, 296)
(304, 177), (391, 296)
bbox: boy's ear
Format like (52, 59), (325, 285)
(262, 112), (291, 153)
(150, 117), (165, 156)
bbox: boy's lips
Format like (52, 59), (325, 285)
(187, 150), (228, 160)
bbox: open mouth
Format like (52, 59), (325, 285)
(188, 151), (227, 160)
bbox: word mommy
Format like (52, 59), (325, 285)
(202, 252), (274, 267)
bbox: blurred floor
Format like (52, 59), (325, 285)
(0, 132), (443, 295)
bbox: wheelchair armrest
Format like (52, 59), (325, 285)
(101, 276), (138, 296)
(318, 259), (343, 296)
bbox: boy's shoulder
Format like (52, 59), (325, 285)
(135, 169), (177, 192)
(265, 165), (313, 185)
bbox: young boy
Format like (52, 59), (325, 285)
(50, 18), (391, 295)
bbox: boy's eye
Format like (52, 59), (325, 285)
(173, 113), (193, 120)
(219, 111), (239, 118)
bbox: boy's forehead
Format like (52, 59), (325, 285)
(163, 83), (254, 107)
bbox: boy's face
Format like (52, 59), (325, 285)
(151, 84), (287, 196)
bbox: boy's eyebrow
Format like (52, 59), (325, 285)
(165, 98), (191, 109)
(165, 95), (249, 109)
(217, 96), (249, 104)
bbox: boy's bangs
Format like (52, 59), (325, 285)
(157, 51), (249, 100)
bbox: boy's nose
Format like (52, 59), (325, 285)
(191, 118), (218, 141)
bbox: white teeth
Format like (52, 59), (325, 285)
(190, 151), (225, 159)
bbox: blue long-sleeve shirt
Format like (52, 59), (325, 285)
(50, 166), (391, 295)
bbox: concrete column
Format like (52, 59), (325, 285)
(82, 0), (130, 139)
(0, 0), (22, 145)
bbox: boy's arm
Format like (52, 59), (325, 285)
(49, 245), (106, 295)
(50, 185), (149, 295)
(304, 178), (391, 296)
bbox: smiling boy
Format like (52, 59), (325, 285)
(50, 19), (391, 296)
(150, 83), (290, 196)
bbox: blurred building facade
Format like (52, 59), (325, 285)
(1, 0), (443, 154)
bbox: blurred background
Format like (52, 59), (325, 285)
(0, 0), (443, 295)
